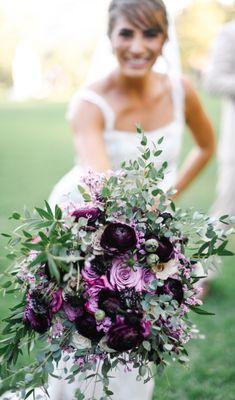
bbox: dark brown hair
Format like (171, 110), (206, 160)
(108, 0), (168, 38)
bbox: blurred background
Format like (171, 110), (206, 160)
(0, 0), (235, 399)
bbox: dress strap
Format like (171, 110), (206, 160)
(66, 89), (115, 132)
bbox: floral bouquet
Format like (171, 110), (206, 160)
(0, 129), (233, 400)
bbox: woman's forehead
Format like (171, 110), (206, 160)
(112, 14), (162, 32)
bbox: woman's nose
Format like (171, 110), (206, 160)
(129, 36), (145, 54)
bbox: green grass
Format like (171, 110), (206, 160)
(0, 94), (234, 399)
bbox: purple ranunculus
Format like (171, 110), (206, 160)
(156, 237), (175, 263)
(98, 289), (122, 317)
(106, 315), (144, 352)
(75, 312), (104, 341)
(72, 207), (101, 225)
(110, 257), (142, 291)
(23, 304), (51, 334)
(165, 278), (184, 304)
(50, 288), (63, 313)
(141, 268), (156, 293)
(85, 276), (112, 299)
(100, 223), (137, 253)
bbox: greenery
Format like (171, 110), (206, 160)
(0, 92), (234, 399)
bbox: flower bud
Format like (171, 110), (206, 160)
(139, 366), (147, 377)
(145, 239), (159, 253)
(146, 254), (159, 267)
(95, 309), (106, 321)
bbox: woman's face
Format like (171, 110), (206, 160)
(110, 15), (166, 78)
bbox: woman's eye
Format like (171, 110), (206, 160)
(144, 29), (161, 38)
(119, 29), (133, 38)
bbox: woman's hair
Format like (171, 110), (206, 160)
(108, 0), (168, 38)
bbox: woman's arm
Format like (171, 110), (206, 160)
(173, 77), (216, 198)
(70, 100), (111, 172)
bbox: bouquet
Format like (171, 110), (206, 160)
(0, 129), (233, 400)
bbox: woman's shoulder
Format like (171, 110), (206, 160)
(87, 74), (115, 97)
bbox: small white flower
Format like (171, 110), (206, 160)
(71, 333), (92, 350)
(151, 259), (179, 280)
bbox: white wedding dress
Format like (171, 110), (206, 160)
(46, 73), (185, 400)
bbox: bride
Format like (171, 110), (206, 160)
(49, 0), (215, 212)
(47, 2), (215, 399)
(2, 1), (215, 400)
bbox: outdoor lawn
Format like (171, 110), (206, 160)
(0, 93), (234, 399)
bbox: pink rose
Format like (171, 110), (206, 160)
(110, 257), (142, 291)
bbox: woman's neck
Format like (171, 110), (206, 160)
(114, 70), (154, 96)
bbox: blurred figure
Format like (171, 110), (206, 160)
(204, 20), (235, 219)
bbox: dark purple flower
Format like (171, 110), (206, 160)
(106, 315), (144, 352)
(100, 223), (137, 253)
(75, 312), (104, 341)
(165, 278), (184, 304)
(98, 289), (122, 317)
(156, 237), (175, 263)
(50, 288), (63, 313)
(72, 207), (101, 225)
(23, 302), (51, 333)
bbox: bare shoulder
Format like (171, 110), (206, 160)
(181, 75), (203, 117)
(88, 74), (114, 96)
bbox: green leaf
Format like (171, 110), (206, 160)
(2, 281), (12, 289)
(136, 123), (143, 134)
(55, 205), (62, 220)
(190, 306), (215, 316)
(44, 200), (54, 217)
(35, 207), (53, 220)
(154, 150), (162, 157)
(1, 233), (11, 238)
(25, 389), (35, 399)
(141, 135), (147, 146)
(158, 136), (164, 145)
(47, 256), (60, 282)
(102, 187), (111, 198)
(138, 157), (145, 168)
